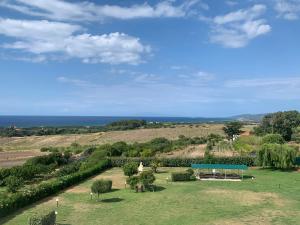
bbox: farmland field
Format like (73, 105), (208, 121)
(1, 167), (299, 225)
(0, 124), (256, 152)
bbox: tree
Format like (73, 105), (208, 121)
(254, 111), (300, 141)
(91, 179), (112, 199)
(223, 121), (243, 140)
(150, 159), (160, 173)
(139, 171), (155, 190)
(123, 162), (138, 177)
(5, 176), (24, 193)
(258, 144), (297, 169)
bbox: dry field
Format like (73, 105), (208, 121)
(0, 124), (254, 167)
(0, 124), (229, 152)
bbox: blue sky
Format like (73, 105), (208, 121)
(0, 0), (300, 117)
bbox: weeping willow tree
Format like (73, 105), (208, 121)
(258, 144), (297, 169)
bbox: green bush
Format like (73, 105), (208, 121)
(91, 179), (112, 199)
(233, 136), (261, 154)
(29, 211), (56, 225)
(186, 168), (194, 176)
(171, 172), (191, 181)
(5, 176), (24, 193)
(262, 134), (285, 144)
(139, 171), (155, 189)
(123, 162), (138, 177)
(126, 176), (139, 189)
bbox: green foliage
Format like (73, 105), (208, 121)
(186, 168), (194, 177)
(25, 153), (69, 167)
(171, 172), (192, 182)
(139, 171), (155, 189)
(223, 121), (243, 140)
(109, 142), (128, 156)
(150, 160), (160, 173)
(107, 120), (146, 130)
(291, 127), (300, 143)
(233, 136), (261, 155)
(91, 179), (112, 198)
(123, 162), (138, 177)
(126, 176), (140, 189)
(29, 211), (56, 225)
(204, 150), (214, 163)
(0, 163), (55, 185)
(111, 156), (255, 167)
(254, 110), (300, 141)
(258, 144), (297, 169)
(262, 134), (285, 144)
(80, 148), (108, 170)
(206, 134), (223, 146)
(55, 161), (81, 177)
(0, 159), (111, 217)
(5, 176), (24, 193)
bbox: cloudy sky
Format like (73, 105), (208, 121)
(0, 0), (300, 117)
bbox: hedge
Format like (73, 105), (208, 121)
(111, 156), (255, 167)
(171, 172), (191, 181)
(0, 159), (111, 218)
(29, 211), (56, 225)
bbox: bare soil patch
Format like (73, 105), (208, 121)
(204, 189), (287, 207)
(0, 151), (46, 168)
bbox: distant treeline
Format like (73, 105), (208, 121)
(0, 120), (167, 137)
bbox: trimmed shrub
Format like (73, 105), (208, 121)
(126, 176), (139, 189)
(29, 211), (56, 225)
(171, 172), (191, 181)
(139, 171), (155, 189)
(91, 179), (112, 199)
(123, 162), (138, 177)
(111, 156), (255, 168)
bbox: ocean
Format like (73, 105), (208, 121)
(0, 116), (227, 128)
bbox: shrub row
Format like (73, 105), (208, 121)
(171, 172), (192, 181)
(29, 211), (56, 225)
(111, 156), (255, 167)
(0, 159), (111, 218)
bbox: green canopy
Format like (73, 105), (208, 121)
(191, 164), (248, 170)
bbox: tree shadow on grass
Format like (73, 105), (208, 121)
(101, 197), (124, 203)
(151, 185), (166, 192)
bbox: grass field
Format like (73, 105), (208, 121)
(1, 167), (299, 225)
(0, 124), (228, 152)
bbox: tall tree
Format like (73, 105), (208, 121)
(254, 111), (300, 141)
(223, 121), (243, 140)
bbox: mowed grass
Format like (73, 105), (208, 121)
(1, 167), (299, 225)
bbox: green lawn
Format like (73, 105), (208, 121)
(1, 167), (300, 225)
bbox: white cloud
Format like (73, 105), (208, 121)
(274, 0), (300, 20)
(225, 77), (300, 88)
(0, 0), (201, 21)
(0, 18), (150, 64)
(210, 4), (271, 48)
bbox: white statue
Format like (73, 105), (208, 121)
(138, 162), (144, 173)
